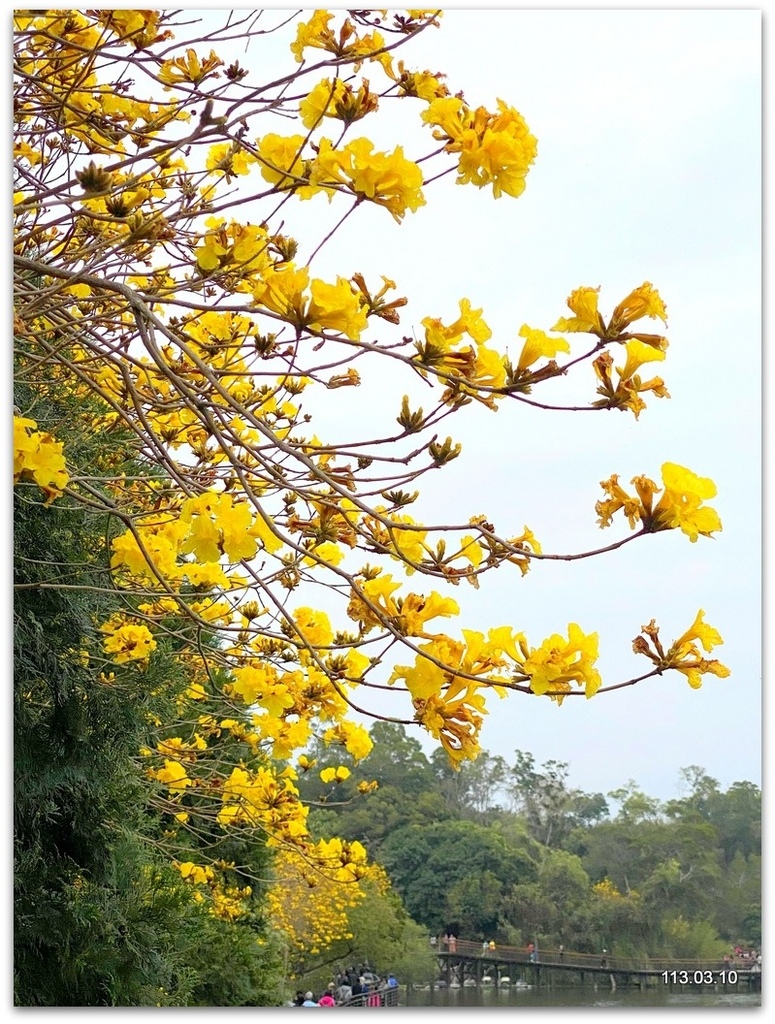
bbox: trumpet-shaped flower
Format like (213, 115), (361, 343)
(651, 463), (722, 542)
(323, 721), (373, 761)
(308, 276), (369, 339)
(158, 48), (222, 87)
(313, 137), (425, 221)
(102, 620), (157, 664)
(597, 463), (721, 542)
(412, 675), (487, 765)
(551, 286), (605, 335)
(14, 416), (69, 501)
(609, 281), (668, 334)
(516, 324), (571, 372)
(257, 134), (319, 199)
(520, 623), (602, 703)
(423, 98), (537, 200)
(290, 9), (334, 62)
(300, 78), (377, 129)
(633, 611), (730, 689)
(151, 759), (192, 792)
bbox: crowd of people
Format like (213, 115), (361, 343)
(728, 947), (762, 971)
(289, 966), (399, 1007)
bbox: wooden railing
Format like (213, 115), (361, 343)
(440, 938), (759, 976)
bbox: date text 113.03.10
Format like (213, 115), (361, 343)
(661, 970), (738, 985)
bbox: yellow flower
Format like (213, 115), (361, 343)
(456, 535), (483, 568)
(293, 607), (334, 648)
(176, 861), (214, 886)
(323, 722), (373, 761)
(521, 623), (601, 702)
(425, 98), (537, 200)
(179, 492), (259, 564)
(320, 766), (351, 784)
(308, 276), (368, 340)
(397, 592), (459, 637)
(615, 339), (666, 382)
(158, 48), (223, 87)
(300, 78), (377, 129)
(597, 464), (721, 543)
(650, 463), (722, 542)
(250, 264), (368, 339)
(516, 324), (571, 372)
(609, 282), (668, 334)
(290, 9), (334, 62)
(151, 759), (192, 792)
(396, 66), (449, 101)
(421, 96), (469, 141)
(412, 677), (487, 765)
(313, 137), (425, 221)
(633, 612), (730, 690)
(551, 286), (605, 335)
(14, 416), (69, 502)
(460, 105), (537, 199)
(347, 572), (398, 630)
(205, 141), (255, 179)
(257, 134), (318, 199)
(102, 621), (157, 664)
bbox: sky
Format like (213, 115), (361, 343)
(6, 7), (762, 810)
(393, 7), (765, 805)
(207, 5), (761, 805)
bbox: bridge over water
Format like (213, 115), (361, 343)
(436, 939), (761, 994)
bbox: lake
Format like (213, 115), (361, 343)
(401, 981), (761, 1009)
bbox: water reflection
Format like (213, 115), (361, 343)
(402, 981), (761, 1008)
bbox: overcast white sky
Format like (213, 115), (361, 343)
(7, 6), (763, 811)
(225, 5), (761, 804)
(393, 6), (764, 804)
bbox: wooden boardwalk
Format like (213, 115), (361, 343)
(437, 939), (761, 992)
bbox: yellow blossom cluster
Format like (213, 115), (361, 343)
(632, 610), (730, 690)
(173, 860), (253, 922)
(252, 263), (370, 339)
(299, 78), (379, 130)
(13, 416), (69, 502)
(596, 463), (722, 543)
(267, 846), (386, 956)
(388, 621), (602, 759)
(256, 133), (426, 222)
(591, 877), (640, 903)
(422, 97), (537, 198)
(110, 489), (281, 588)
(99, 615), (157, 665)
(14, 10), (180, 155)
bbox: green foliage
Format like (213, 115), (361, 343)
(659, 915), (726, 960)
(13, 388), (283, 1005)
(507, 750), (609, 846)
(298, 720), (761, 962)
(379, 819), (539, 935)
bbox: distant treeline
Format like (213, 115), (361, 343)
(298, 724), (761, 960)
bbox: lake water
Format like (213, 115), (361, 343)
(401, 982), (761, 1009)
